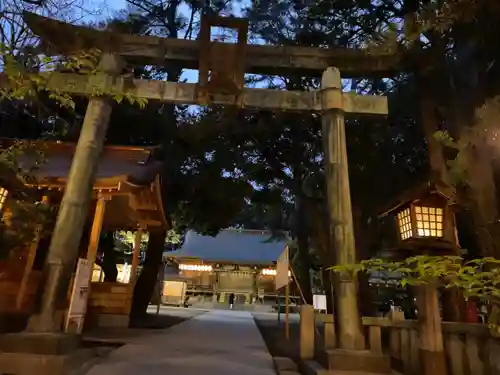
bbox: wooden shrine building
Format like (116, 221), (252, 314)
(164, 229), (291, 305)
(0, 139), (168, 329)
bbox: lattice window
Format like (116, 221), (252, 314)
(397, 208), (412, 240)
(415, 206), (443, 237)
(0, 187), (8, 212)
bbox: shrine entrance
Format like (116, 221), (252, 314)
(23, 9), (389, 344)
(0, 11), (397, 375)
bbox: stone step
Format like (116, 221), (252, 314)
(301, 360), (401, 375)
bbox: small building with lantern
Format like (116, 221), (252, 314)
(164, 229), (291, 306)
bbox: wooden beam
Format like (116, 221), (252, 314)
(86, 195), (109, 272)
(23, 12), (402, 78)
(23, 72), (387, 115)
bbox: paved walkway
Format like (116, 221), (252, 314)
(85, 310), (277, 375)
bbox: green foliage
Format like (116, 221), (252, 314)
(331, 255), (500, 302)
(0, 45), (148, 109)
(0, 140), (57, 259)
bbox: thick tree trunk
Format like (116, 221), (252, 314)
(295, 193), (313, 304)
(322, 268), (335, 314)
(353, 209), (376, 316)
(130, 229), (166, 322)
(304, 198), (332, 297)
(418, 72), (469, 322)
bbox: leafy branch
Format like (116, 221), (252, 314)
(331, 255), (500, 302)
(0, 46), (148, 109)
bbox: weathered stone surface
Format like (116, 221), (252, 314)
(0, 332), (80, 355)
(0, 348), (93, 375)
(84, 310), (276, 375)
(23, 12), (404, 78)
(326, 349), (391, 374)
(3, 72), (387, 114)
(273, 357), (297, 371)
(299, 360), (330, 375)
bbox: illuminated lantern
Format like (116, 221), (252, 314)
(379, 181), (458, 254)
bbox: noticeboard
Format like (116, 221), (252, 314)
(65, 258), (91, 334)
(275, 246), (289, 290)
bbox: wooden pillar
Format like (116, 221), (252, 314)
(16, 195), (49, 310)
(321, 67), (365, 350)
(130, 230), (143, 285)
(416, 284), (447, 375)
(86, 196), (109, 276)
(27, 53), (123, 333)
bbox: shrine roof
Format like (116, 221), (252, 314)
(166, 229), (290, 265)
(0, 139), (162, 188)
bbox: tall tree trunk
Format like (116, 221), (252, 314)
(322, 267), (334, 314)
(353, 209), (376, 316)
(130, 229), (166, 322)
(295, 193), (313, 304)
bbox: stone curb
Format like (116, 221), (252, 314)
(273, 356), (300, 375)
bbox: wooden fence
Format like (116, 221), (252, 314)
(305, 312), (500, 375)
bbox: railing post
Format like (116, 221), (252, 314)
(300, 304), (315, 359)
(324, 315), (336, 349)
(389, 308), (404, 360)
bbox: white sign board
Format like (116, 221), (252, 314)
(275, 246), (289, 290)
(65, 258), (91, 334)
(313, 294), (327, 312)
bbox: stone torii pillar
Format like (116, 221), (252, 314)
(27, 53), (123, 333)
(320, 67), (391, 373)
(321, 67), (365, 350)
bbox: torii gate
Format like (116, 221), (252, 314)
(22, 11), (389, 359)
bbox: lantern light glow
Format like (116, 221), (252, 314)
(396, 204), (445, 241)
(415, 206), (443, 237)
(179, 264), (213, 272)
(397, 208), (412, 240)
(261, 268), (291, 276)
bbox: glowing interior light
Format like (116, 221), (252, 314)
(0, 187), (8, 211)
(414, 206), (443, 238)
(261, 268), (291, 276)
(179, 264), (213, 272)
(261, 268), (276, 276)
(397, 205), (444, 240)
(397, 208), (412, 240)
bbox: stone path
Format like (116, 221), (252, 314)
(84, 310), (277, 375)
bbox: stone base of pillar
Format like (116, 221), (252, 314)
(420, 349), (447, 375)
(0, 332), (93, 375)
(325, 349), (392, 374)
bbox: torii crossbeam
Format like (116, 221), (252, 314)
(24, 12), (402, 78)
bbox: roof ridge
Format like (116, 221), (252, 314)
(222, 228), (290, 236)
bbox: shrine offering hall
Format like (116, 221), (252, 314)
(164, 229), (291, 306)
